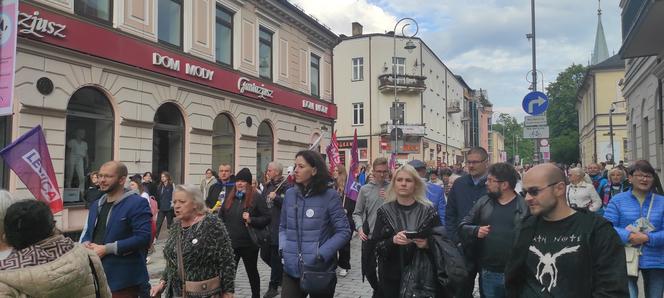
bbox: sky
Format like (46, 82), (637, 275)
(289, 0), (622, 121)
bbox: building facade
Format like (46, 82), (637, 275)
(2, 0), (338, 232)
(333, 23), (465, 167)
(577, 55), (627, 166)
(619, 0), (664, 182)
(488, 130), (505, 163)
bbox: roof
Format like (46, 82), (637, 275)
(455, 75), (472, 90)
(589, 54), (624, 71)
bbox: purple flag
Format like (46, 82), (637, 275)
(344, 129), (360, 200)
(0, 125), (63, 213)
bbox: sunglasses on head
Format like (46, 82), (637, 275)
(523, 181), (562, 197)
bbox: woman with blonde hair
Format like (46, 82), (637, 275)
(373, 164), (456, 297)
(334, 164), (355, 277)
(567, 167), (602, 211)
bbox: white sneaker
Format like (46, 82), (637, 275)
(339, 269), (348, 277)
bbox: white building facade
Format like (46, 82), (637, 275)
(333, 24), (465, 167)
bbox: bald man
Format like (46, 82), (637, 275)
(504, 164), (627, 297)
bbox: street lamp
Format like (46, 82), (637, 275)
(391, 18), (419, 155)
(609, 103), (615, 164)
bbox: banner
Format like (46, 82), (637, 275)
(0, 125), (63, 213)
(326, 131), (340, 174)
(344, 129), (360, 201)
(0, 0), (18, 116)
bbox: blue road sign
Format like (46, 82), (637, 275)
(522, 91), (549, 116)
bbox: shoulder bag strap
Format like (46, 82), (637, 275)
(176, 229), (188, 298)
(295, 198), (303, 273)
(646, 193), (655, 220)
(87, 256), (100, 298)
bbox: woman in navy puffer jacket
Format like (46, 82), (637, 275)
(279, 150), (351, 297)
(604, 160), (664, 298)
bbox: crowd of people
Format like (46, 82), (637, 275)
(0, 147), (662, 298)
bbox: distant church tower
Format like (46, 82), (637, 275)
(591, 0), (609, 65)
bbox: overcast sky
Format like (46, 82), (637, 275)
(290, 0), (622, 121)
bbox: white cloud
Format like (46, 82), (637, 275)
(288, 0), (396, 35)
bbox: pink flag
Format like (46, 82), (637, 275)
(326, 131), (340, 174)
(0, 126), (63, 213)
(344, 129), (360, 200)
(0, 0), (18, 116)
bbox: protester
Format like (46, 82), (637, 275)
(604, 160), (664, 298)
(150, 185), (236, 298)
(409, 159), (446, 225)
(200, 168), (218, 199)
(206, 164), (236, 210)
(279, 150), (351, 298)
(219, 168), (270, 298)
(155, 171), (175, 239)
(142, 171), (158, 197)
(586, 163), (604, 192)
(446, 147), (489, 298)
(80, 161), (152, 296)
(566, 167), (602, 212)
(0, 190), (19, 260)
(373, 164), (454, 298)
(599, 167), (631, 207)
(505, 163), (628, 297)
(358, 166), (367, 186)
(428, 170), (445, 187)
(130, 178), (150, 201)
(84, 171), (104, 208)
(260, 162), (291, 298)
(440, 168), (454, 196)
(459, 163), (528, 298)
(352, 157), (390, 298)
(334, 164), (355, 278)
(0, 200), (112, 297)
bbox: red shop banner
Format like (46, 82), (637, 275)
(16, 3), (336, 119)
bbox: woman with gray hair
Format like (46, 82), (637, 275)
(0, 190), (19, 260)
(150, 184), (236, 298)
(567, 167), (602, 212)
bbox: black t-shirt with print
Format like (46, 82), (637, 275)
(521, 212), (588, 297)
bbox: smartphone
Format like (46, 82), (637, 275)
(404, 231), (424, 239)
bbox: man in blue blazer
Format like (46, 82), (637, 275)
(81, 161), (152, 297)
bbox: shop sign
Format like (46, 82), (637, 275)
(238, 77), (273, 99)
(302, 99), (328, 114)
(18, 10), (66, 39)
(338, 139), (367, 149)
(152, 52), (214, 80)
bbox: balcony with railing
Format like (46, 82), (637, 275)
(448, 101), (461, 114)
(378, 74), (427, 93)
(620, 0), (664, 58)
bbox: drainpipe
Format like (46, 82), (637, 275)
(369, 36), (373, 161)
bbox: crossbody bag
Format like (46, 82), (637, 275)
(625, 193), (655, 277)
(295, 201), (336, 294)
(176, 225), (222, 298)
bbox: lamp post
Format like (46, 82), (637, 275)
(609, 103), (615, 164)
(391, 18), (419, 155)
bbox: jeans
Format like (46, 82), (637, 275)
(281, 272), (336, 298)
(480, 269), (505, 298)
(628, 269), (664, 298)
(338, 240), (351, 270)
(260, 244), (283, 289)
(234, 246), (261, 298)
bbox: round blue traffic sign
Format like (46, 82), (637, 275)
(522, 91), (549, 116)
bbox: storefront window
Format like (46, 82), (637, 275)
(75, 0), (112, 23)
(153, 103), (184, 184)
(158, 0), (183, 47)
(212, 114), (235, 169)
(256, 121), (273, 183)
(65, 87), (114, 204)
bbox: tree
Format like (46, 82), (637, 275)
(546, 64), (586, 164)
(492, 113), (535, 165)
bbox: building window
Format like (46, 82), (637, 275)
(352, 57), (364, 81)
(215, 6), (233, 66)
(259, 27), (273, 80)
(75, 0), (112, 22)
(392, 57), (405, 84)
(353, 103), (364, 125)
(391, 102), (405, 125)
(311, 54), (320, 97)
(158, 0), (183, 47)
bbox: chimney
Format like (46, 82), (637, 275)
(352, 22), (363, 36)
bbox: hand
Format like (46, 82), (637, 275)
(412, 238), (428, 249)
(150, 282), (165, 297)
(628, 232), (649, 245)
(242, 212), (251, 223)
(477, 225), (491, 239)
(268, 192), (277, 201)
(86, 243), (107, 258)
(358, 228), (368, 241)
(379, 188), (386, 199)
(393, 231), (412, 246)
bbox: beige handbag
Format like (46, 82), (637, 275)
(625, 194), (654, 277)
(176, 229), (222, 298)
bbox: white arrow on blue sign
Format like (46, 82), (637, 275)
(522, 91), (549, 116)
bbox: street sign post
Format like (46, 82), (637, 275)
(525, 115), (547, 126)
(522, 91), (549, 116)
(523, 126), (549, 139)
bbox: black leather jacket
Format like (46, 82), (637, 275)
(458, 194), (528, 262)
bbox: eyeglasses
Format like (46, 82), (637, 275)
(523, 181), (562, 197)
(632, 174), (654, 180)
(466, 159), (486, 165)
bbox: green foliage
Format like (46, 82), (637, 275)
(493, 113), (535, 164)
(545, 64), (586, 164)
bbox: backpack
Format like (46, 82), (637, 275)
(431, 226), (468, 292)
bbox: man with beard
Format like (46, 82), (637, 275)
(206, 164), (236, 209)
(459, 163), (527, 297)
(504, 163), (628, 297)
(81, 161), (153, 297)
(261, 161), (291, 298)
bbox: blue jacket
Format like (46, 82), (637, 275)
(425, 181), (446, 226)
(604, 191), (664, 269)
(445, 174), (487, 243)
(81, 189), (152, 291)
(279, 186), (352, 278)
